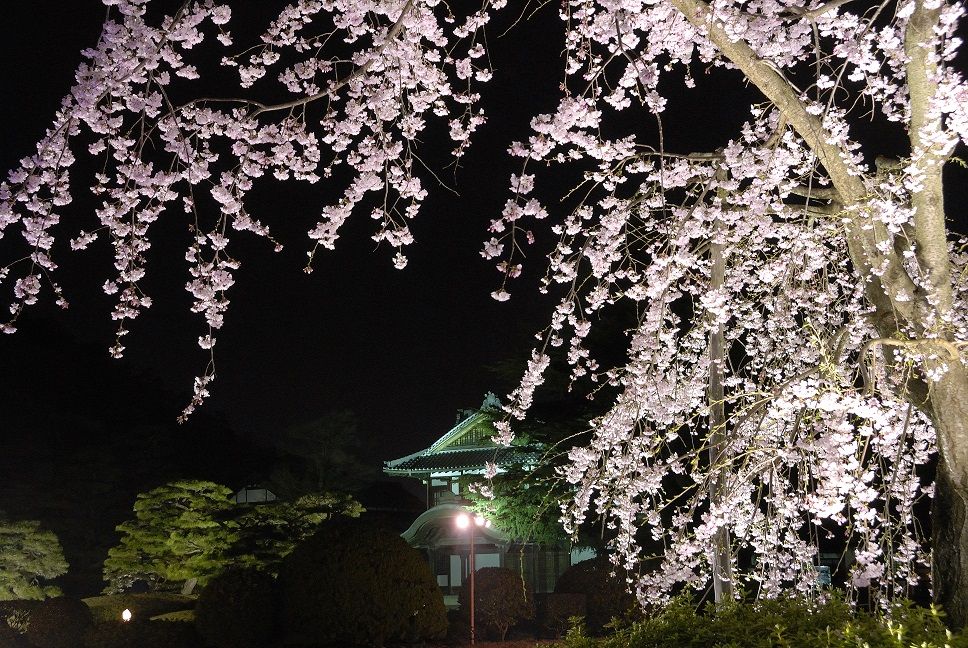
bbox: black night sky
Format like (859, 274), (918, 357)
(0, 1), (965, 596)
(0, 2), (564, 457)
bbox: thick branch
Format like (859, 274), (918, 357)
(904, 0), (953, 315)
(669, 0), (866, 201)
(667, 0), (919, 328)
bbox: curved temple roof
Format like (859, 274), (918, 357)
(401, 503), (510, 548)
(384, 393), (542, 478)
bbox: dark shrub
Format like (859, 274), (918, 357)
(194, 567), (276, 648)
(445, 609), (470, 644)
(25, 597), (93, 648)
(554, 558), (637, 634)
(539, 592), (586, 638)
(280, 518), (447, 646)
(83, 620), (202, 648)
(0, 621), (28, 648)
(457, 567), (534, 641)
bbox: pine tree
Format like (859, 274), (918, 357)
(102, 480), (237, 594)
(0, 515), (68, 600)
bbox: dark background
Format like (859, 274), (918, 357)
(0, 1), (564, 461)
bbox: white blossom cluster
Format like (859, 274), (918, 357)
(482, 0), (967, 608)
(0, 0), (498, 418)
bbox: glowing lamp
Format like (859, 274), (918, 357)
(121, 608), (132, 622)
(455, 512), (470, 529)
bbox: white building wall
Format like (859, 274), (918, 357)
(570, 547), (596, 565)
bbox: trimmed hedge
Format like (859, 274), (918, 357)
(82, 594), (195, 624)
(0, 621), (27, 648)
(554, 558), (638, 634)
(25, 597), (93, 648)
(457, 567), (534, 641)
(194, 567), (276, 648)
(82, 620), (202, 648)
(280, 518), (447, 646)
(539, 592), (586, 638)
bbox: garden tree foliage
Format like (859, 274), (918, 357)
(1, 0), (967, 626)
(227, 491), (363, 573)
(457, 566), (535, 642)
(280, 518), (447, 646)
(266, 411), (379, 496)
(103, 480), (238, 593)
(0, 516), (68, 601)
(469, 465), (572, 547)
(105, 480), (359, 592)
(471, 351), (620, 547)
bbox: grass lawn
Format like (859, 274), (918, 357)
(82, 592), (196, 623)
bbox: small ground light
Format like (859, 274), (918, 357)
(121, 609), (132, 622)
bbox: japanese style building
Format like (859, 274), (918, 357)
(384, 393), (593, 607)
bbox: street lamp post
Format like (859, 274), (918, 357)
(456, 511), (490, 646)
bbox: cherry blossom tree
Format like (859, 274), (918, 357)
(1, 0), (966, 626)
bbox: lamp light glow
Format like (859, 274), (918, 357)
(456, 513), (470, 529)
(121, 608), (132, 622)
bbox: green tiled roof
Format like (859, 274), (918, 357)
(384, 446), (542, 475)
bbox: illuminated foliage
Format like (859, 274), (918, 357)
(102, 481), (238, 593)
(0, 516), (68, 601)
(228, 492), (363, 573)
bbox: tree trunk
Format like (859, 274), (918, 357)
(708, 214), (733, 605)
(929, 364), (968, 629)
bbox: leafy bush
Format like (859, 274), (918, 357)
(559, 596), (968, 648)
(3, 608), (31, 635)
(539, 592), (586, 638)
(457, 567), (534, 641)
(25, 597), (93, 648)
(194, 567), (276, 648)
(555, 558), (638, 634)
(0, 601), (35, 648)
(82, 621), (202, 648)
(226, 492), (362, 575)
(280, 518), (447, 646)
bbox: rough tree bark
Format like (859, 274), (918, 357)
(709, 212), (733, 605)
(929, 367), (968, 628)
